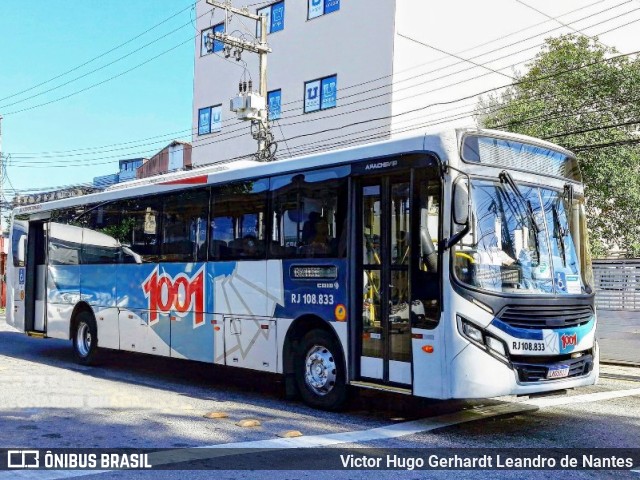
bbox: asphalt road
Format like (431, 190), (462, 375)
(0, 317), (639, 480)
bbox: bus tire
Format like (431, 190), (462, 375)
(73, 311), (99, 365)
(295, 329), (347, 411)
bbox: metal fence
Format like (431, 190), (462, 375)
(593, 259), (640, 311)
(592, 260), (640, 365)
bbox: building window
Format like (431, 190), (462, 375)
(198, 105), (222, 135)
(308, 0), (339, 20)
(304, 75), (337, 113)
(267, 89), (282, 120)
(201, 23), (224, 56)
(257, 1), (285, 37)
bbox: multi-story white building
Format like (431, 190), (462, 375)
(191, 0), (519, 166)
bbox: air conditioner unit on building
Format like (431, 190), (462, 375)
(230, 92), (266, 121)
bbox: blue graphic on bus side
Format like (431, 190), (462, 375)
(46, 259), (347, 364)
(276, 259), (347, 321)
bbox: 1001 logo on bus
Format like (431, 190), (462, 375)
(142, 266), (205, 327)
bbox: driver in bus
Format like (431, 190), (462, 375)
(306, 218), (332, 256)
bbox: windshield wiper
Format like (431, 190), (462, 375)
(499, 171), (541, 263)
(552, 201), (568, 267)
(563, 183), (575, 228)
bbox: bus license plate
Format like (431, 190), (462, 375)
(547, 365), (570, 379)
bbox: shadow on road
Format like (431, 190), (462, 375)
(0, 328), (477, 420)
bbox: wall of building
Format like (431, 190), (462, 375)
(390, 1), (544, 135)
(119, 158), (146, 182)
(93, 173), (120, 190)
(137, 142), (192, 178)
(192, 0), (396, 166)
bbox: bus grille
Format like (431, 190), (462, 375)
(513, 355), (593, 383)
(497, 305), (593, 329)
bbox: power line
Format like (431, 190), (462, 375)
(2, 36), (196, 116)
(543, 119), (640, 140)
(0, 1), (200, 104)
(276, 0), (624, 111)
(253, 1), (640, 131)
(276, 0), (636, 111)
(203, 46), (640, 153)
(9, 42), (638, 170)
(10, 41), (640, 170)
(6, 1), (638, 170)
(0, 10), (209, 111)
(396, 33), (516, 79)
(569, 137), (640, 151)
(6, 0), (628, 159)
(514, 0), (611, 48)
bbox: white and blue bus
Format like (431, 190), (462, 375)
(6, 128), (598, 409)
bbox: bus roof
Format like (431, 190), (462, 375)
(13, 127), (574, 216)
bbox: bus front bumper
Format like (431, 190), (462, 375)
(447, 340), (599, 399)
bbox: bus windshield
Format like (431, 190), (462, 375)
(453, 178), (592, 295)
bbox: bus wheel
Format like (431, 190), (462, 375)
(73, 311), (99, 365)
(295, 329), (347, 410)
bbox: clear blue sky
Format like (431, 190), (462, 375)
(0, 0), (196, 198)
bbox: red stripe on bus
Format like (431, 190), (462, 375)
(161, 175), (208, 185)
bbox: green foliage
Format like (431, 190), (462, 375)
(100, 218), (135, 244)
(476, 35), (640, 258)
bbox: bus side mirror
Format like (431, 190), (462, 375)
(443, 180), (470, 250)
(453, 181), (469, 226)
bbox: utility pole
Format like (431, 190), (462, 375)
(205, 0), (276, 161)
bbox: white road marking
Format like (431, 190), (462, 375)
(522, 387), (640, 408)
(3, 386), (640, 480)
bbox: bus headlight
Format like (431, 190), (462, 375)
(461, 319), (484, 344)
(485, 335), (507, 358)
(458, 316), (510, 364)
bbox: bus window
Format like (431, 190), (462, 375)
(160, 189), (209, 263)
(414, 179), (441, 326)
(83, 201), (133, 264)
(120, 197), (162, 262)
(48, 223), (82, 266)
(211, 180), (268, 260)
(11, 222), (27, 267)
(48, 208), (86, 266)
(270, 168), (348, 258)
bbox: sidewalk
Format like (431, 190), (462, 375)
(600, 363), (640, 380)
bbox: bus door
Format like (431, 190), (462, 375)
(357, 171), (414, 386)
(24, 220), (48, 333)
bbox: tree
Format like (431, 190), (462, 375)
(476, 35), (640, 258)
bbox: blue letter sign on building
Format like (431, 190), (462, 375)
(304, 80), (321, 113)
(304, 75), (338, 113)
(324, 0), (340, 14)
(268, 90), (282, 120)
(211, 105), (222, 132)
(321, 75), (337, 110)
(308, 0), (339, 19)
(271, 2), (285, 32)
(213, 23), (225, 52)
(198, 107), (211, 135)
(258, 1), (285, 36)
(308, 0), (324, 19)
